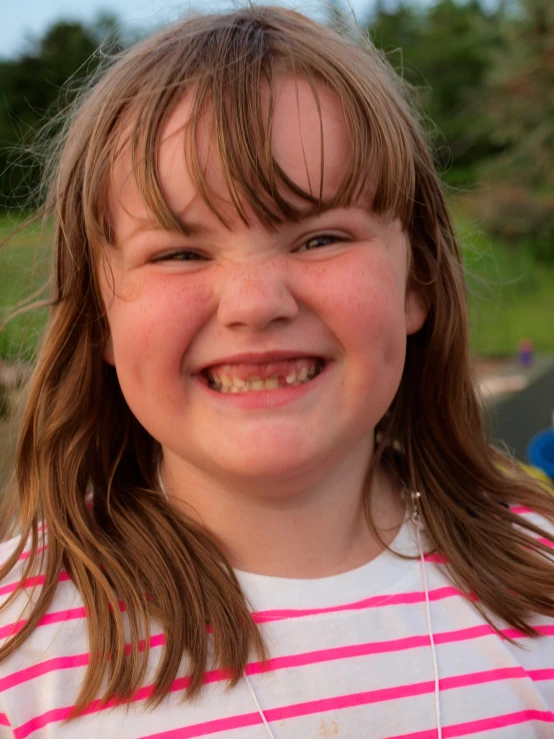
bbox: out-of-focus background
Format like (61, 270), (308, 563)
(1, 0), (553, 489)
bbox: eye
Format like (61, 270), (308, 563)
(295, 234), (345, 253)
(151, 250), (206, 263)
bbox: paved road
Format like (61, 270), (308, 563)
(489, 362), (554, 462)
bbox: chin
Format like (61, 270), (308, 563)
(213, 446), (322, 485)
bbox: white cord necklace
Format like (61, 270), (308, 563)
(244, 490), (443, 738)
(412, 490), (443, 738)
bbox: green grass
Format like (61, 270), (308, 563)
(1, 211), (554, 360)
(0, 215), (50, 362)
(458, 218), (554, 355)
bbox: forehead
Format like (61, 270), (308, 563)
(110, 77), (354, 235)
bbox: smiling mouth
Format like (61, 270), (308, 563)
(201, 357), (326, 393)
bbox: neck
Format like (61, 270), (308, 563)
(160, 443), (405, 579)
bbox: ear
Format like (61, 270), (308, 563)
(103, 334), (115, 366)
(405, 286), (428, 336)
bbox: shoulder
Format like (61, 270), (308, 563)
(0, 534), (35, 607)
(0, 530), (82, 644)
(0, 536), (90, 736)
(0, 533), (47, 638)
(0, 530), (87, 685)
(0, 528), (48, 583)
(0, 535), (26, 571)
(510, 504), (554, 544)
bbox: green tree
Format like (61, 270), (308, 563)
(482, 0), (554, 189)
(367, 0), (501, 183)
(475, 0), (554, 260)
(0, 16), (123, 209)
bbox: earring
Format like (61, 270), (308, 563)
(411, 490), (423, 531)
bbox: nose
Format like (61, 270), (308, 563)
(217, 261), (299, 331)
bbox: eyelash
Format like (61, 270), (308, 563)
(152, 233), (347, 262)
(153, 250), (204, 262)
(295, 234), (345, 253)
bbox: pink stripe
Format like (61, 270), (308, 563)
(15, 707), (74, 739)
(441, 666), (526, 690)
(18, 704), (264, 739)
(126, 633), (166, 655)
(386, 709), (554, 739)
(528, 668), (554, 681)
(7, 629), (441, 709)
(13, 658), (544, 737)
(0, 633), (168, 692)
(244, 624), (554, 681)
(139, 668), (544, 739)
(0, 572), (71, 598)
(511, 506), (534, 515)
(0, 654), (90, 692)
(242, 624), (554, 681)
(0, 599), (130, 641)
(0, 585), (467, 643)
(0, 713), (10, 727)
(3, 611), (553, 695)
(246, 669), (548, 723)
(0, 607), (87, 640)
(537, 537), (554, 548)
(503, 624), (554, 639)
(0, 629), (450, 692)
(424, 552), (448, 564)
(253, 586), (468, 624)
(444, 710), (554, 738)
(147, 712), (263, 739)
(17, 546), (46, 562)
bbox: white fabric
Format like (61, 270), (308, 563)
(0, 514), (552, 738)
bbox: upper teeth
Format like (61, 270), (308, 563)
(206, 363), (321, 393)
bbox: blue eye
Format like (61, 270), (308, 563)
(297, 235), (341, 253)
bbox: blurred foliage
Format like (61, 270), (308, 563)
(471, 187), (554, 263)
(455, 205), (554, 354)
(368, 0), (502, 183)
(476, 0), (554, 260)
(0, 0), (552, 258)
(365, 0), (554, 262)
(482, 0), (554, 189)
(0, 14), (124, 210)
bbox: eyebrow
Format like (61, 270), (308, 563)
(124, 216), (213, 242)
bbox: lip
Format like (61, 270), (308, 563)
(194, 359), (331, 410)
(194, 350), (327, 374)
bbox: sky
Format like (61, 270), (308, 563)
(2, 0), (377, 59)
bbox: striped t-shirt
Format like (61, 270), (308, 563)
(0, 509), (553, 738)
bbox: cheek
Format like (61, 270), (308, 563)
(108, 277), (213, 375)
(305, 255), (407, 348)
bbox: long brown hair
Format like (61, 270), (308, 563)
(1, 4), (553, 717)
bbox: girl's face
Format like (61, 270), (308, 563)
(100, 79), (427, 493)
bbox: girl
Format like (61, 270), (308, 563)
(0, 6), (553, 738)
